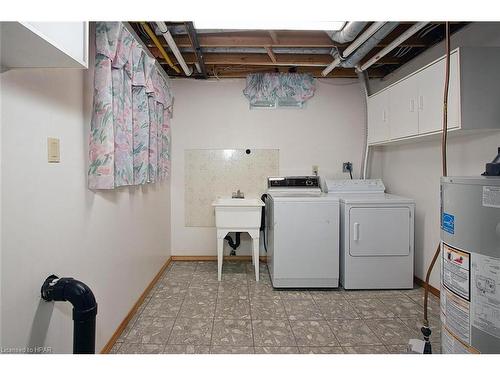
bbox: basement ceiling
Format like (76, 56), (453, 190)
(129, 22), (468, 79)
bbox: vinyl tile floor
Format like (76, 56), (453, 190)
(111, 261), (442, 354)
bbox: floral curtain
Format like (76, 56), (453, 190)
(88, 22), (172, 190)
(243, 73), (316, 105)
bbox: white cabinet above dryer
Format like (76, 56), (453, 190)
(367, 47), (500, 145)
(0, 22), (88, 70)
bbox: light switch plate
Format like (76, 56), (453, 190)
(47, 137), (60, 163)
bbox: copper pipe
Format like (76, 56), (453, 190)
(423, 21), (451, 326)
(441, 22), (451, 177)
(423, 243), (441, 324)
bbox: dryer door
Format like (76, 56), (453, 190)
(348, 206), (410, 256)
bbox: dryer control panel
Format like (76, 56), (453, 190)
(324, 179), (386, 193)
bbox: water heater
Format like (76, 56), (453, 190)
(440, 176), (500, 353)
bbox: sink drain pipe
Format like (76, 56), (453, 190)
(41, 275), (98, 354)
(224, 232), (241, 255)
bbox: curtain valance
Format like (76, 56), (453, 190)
(243, 73), (316, 106)
(88, 22), (173, 189)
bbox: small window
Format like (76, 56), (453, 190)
(250, 99), (304, 110)
(277, 98), (304, 109)
(250, 100), (277, 109)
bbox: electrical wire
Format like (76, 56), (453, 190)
(419, 24), (440, 39)
(398, 46), (413, 58)
(417, 23), (434, 38)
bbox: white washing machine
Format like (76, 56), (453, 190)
(265, 176), (340, 288)
(324, 179), (415, 290)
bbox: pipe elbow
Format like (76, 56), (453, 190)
(41, 276), (97, 320)
(326, 22), (368, 43)
(63, 279), (97, 313)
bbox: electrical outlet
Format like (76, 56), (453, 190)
(343, 162), (352, 173)
(47, 137), (60, 163)
(312, 165), (319, 176)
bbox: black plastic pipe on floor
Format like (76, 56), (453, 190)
(41, 275), (98, 354)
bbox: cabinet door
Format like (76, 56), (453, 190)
(389, 74), (419, 139)
(367, 91), (390, 143)
(417, 51), (460, 134)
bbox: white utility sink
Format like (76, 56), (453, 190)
(212, 197), (264, 281)
(212, 198), (264, 229)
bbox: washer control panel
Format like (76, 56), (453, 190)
(268, 176), (320, 188)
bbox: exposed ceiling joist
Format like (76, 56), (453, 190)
(130, 21), (468, 79)
(150, 48), (401, 67)
(264, 47), (277, 63)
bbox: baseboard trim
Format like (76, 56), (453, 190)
(171, 255), (268, 262)
(414, 276), (440, 299)
(100, 257), (172, 354)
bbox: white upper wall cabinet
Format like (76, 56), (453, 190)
(0, 22), (88, 70)
(388, 72), (419, 139)
(416, 51), (460, 134)
(367, 89), (389, 143)
(367, 47), (500, 145)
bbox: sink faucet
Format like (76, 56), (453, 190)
(232, 189), (245, 199)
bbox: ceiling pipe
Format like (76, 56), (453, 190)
(322, 22), (391, 76)
(358, 22), (430, 71)
(184, 21), (207, 78)
(326, 21), (368, 43)
(156, 21), (193, 76)
(140, 22), (181, 74)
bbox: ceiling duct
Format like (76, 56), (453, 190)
(326, 22), (368, 44)
(339, 22), (399, 68)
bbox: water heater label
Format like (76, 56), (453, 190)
(442, 212), (455, 234)
(442, 243), (470, 300)
(471, 253), (500, 339)
(441, 288), (471, 344)
(482, 186), (500, 208)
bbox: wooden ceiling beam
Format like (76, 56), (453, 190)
(150, 47), (400, 67)
(152, 35), (429, 49)
(268, 31), (279, 44)
(171, 32), (337, 48)
(198, 65), (385, 78)
(150, 48), (333, 66)
(264, 47), (277, 63)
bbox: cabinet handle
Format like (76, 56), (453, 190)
(410, 99), (415, 112)
(419, 95), (424, 110)
(353, 222), (360, 241)
(382, 110), (387, 122)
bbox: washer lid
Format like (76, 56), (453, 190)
(337, 193), (414, 204)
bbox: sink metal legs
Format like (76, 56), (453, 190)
(216, 228), (260, 281)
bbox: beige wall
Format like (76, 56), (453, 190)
(369, 22), (500, 288)
(170, 78), (365, 256)
(0, 65), (171, 351)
